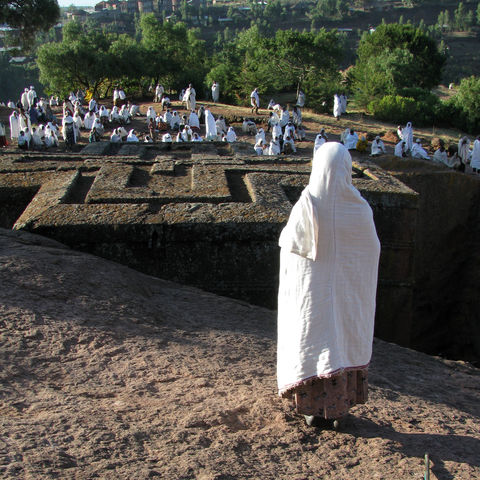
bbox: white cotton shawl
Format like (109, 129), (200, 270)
(277, 142), (380, 395)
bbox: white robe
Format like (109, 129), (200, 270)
(126, 130), (139, 142)
(83, 112), (96, 130)
(403, 122), (413, 151)
(226, 127), (236, 143)
(250, 90), (260, 108)
(394, 141), (406, 158)
(189, 112), (200, 129)
(205, 110), (217, 140)
(370, 140), (386, 156)
(255, 128), (266, 144)
(268, 140), (281, 156)
(411, 142), (429, 160)
(470, 139), (480, 169)
(458, 137), (471, 164)
(277, 142), (380, 395)
(333, 94), (341, 118)
(344, 133), (359, 150)
(211, 83), (220, 103)
(433, 148), (448, 166)
(9, 113), (20, 139)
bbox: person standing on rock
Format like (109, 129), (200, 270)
(277, 142), (380, 429)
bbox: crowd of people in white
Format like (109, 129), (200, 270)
(0, 83), (478, 172)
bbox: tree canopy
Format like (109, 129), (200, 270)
(0, 0), (60, 45)
(36, 17), (208, 98)
(352, 23), (446, 107)
(206, 26), (343, 109)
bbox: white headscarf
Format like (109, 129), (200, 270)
(205, 109), (217, 140)
(277, 142), (380, 394)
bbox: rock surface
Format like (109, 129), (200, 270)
(0, 229), (479, 480)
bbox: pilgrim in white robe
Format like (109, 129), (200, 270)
(83, 112), (96, 130)
(192, 133), (203, 142)
(394, 141), (406, 158)
(296, 91), (305, 108)
(344, 131), (359, 150)
(170, 111), (180, 130)
(370, 137), (386, 156)
(73, 112), (83, 131)
(216, 117), (227, 135)
(280, 108), (290, 128)
(44, 131), (58, 148)
(250, 88), (260, 112)
(411, 139), (429, 160)
(162, 133), (173, 143)
(283, 123), (295, 141)
(283, 136), (296, 153)
(255, 128), (266, 144)
(277, 142), (380, 422)
(433, 147), (448, 166)
(92, 118), (104, 136)
(254, 138), (265, 155)
(189, 111), (200, 130)
(268, 138), (281, 156)
(458, 136), (471, 165)
(226, 126), (237, 143)
(470, 138), (480, 171)
(146, 107), (156, 123)
(184, 85), (196, 111)
(126, 129), (139, 142)
(403, 122), (413, 151)
(7, 101), (16, 109)
(242, 118), (257, 135)
(9, 111), (20, 139)
(333, 94), (341, 119)
(211, 82), (220, 103)
(21, 89), (29, 111)
(205, 109), (217, 141)
(110, 129), (121, 143)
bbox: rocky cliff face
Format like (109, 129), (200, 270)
(370, 157), (480, 365)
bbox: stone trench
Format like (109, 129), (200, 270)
(0, 141), (478, 364)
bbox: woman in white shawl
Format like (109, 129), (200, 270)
(333, 94), (341, 119)
(255, 128), (266, 144)
(83, 111), (96, 131)
(73, 111), (83, 131)
(226, 126), (237, 143)
(470, 136), (480, 173)
(170, 111), (180, 130)
(403, 122), (413, 152)
(211, 81), (220, 103)
(277, 142), (380, 428)
(146, 106), (156, 124)
(458, 136), (471, 168)
(268, 137), (281, 156)
(9, 111), (20, 140)
(205, 109), (217, 141)
(126, 129), (139, 143)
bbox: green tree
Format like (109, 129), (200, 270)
(37, 22), (115, 97)
(450, 75), (480, 131)
(351, 23), (446, 107)
(0, 0), (59, 45)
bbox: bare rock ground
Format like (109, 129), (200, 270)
(0, 228), (479, 479)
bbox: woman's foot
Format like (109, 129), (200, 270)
(304, 415), (341, 430)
